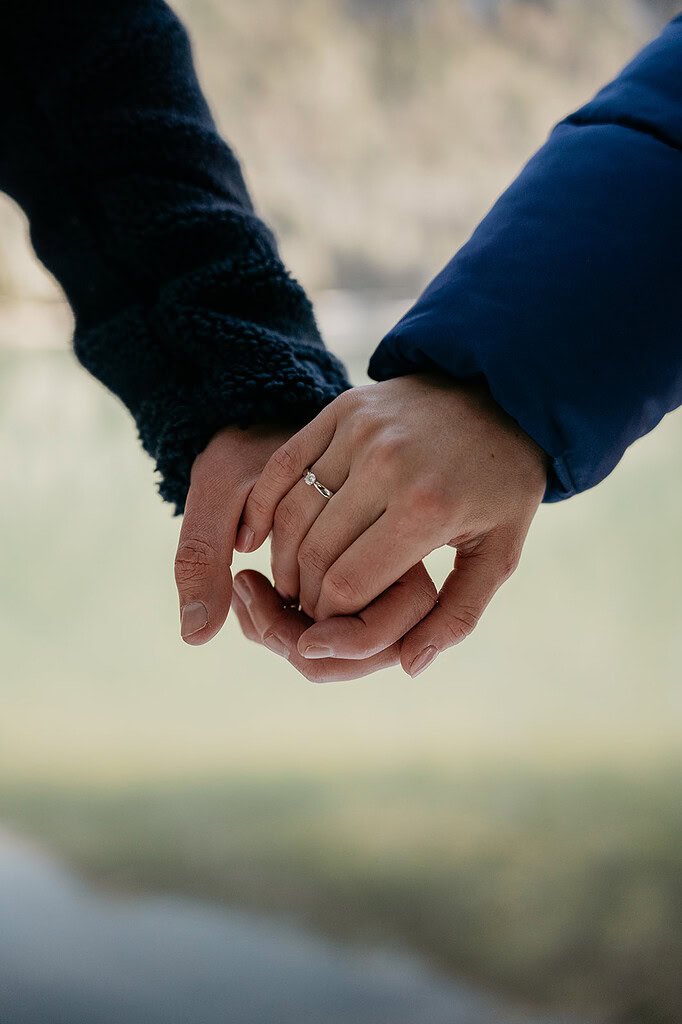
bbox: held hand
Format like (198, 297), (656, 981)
(238, 374), (548, 674)
(174, 419), (437, 675)
(174, 423), (293, 645)
(231, 561), (437, 682)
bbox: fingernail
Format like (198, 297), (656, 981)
(300, 644), (333, 659)
(263, 633), (289, 659)
(235, 524), (255, 553)
(233, 574), (253, 604)
(409, 645), (438, 678)
(181, 600), (208, 638)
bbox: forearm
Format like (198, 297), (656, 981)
(0, 0), (350, 514)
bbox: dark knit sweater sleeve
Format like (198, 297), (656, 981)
(0, 0), (350, 515)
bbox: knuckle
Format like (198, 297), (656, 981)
(273, 497), (301, 537)
(246, 490), (272, 522)
(188, 440), (217, 482)
(395, 569), (438, 612)
(350, 420), (373, 450)
(365, 434), (402, 471)
(174, 536), (219, 586)
(335, 387), (360, 413)
(492, 543), (521, 584)
(299, 659), (343, 684)
(347, 411), (371, 447)
(441, 604), (480, 645)
(298, 540), (333, 576)
(406, 475), (450, 516)
(268, 441), (300, 481)
(321, 569), (360, 609)
(299, 661), (326, 684)
(415, 576), (439, 612)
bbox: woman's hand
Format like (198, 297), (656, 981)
(238, 374), (548, 675)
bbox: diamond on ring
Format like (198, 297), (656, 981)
(302, 468), (334, 499)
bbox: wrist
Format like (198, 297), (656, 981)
(407, 370), (549, 496)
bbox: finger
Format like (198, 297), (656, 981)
(175, 464), (243, 646)
(233, 570), (400, 682)
(296, 474), (385, 619)
(269, 439), (351, 603)
(234, 568), (303, 643)
(230, 591), (260, 644)
(297, 561), (437, 660)
(399, 533), (522, 677)
(313, 506), (443, 621)
(238, 398), (342, 552)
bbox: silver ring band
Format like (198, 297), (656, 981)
(303, 468), (334, 499)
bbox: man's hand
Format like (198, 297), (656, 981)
(175, 423), (293, 644)
(231, 562), (436, 682)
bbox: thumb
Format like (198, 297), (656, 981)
(399, 532), (521, 677)
(175, 462), (244, 646)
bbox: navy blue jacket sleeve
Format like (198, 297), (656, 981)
(0, 0), (350, 515)
(368, 15), (682, 502)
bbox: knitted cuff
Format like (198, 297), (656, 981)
(74, 259), (351, 515)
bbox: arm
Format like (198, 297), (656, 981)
(236, 18), (682, 676)
(1, 1), (434, 668)
(0, 0), (350, 515)
(368, 15), (682, 502)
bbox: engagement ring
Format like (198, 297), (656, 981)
(303, 468), (334, 499)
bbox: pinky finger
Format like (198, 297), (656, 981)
(399, 536), (520, 678)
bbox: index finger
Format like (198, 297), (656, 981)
(237, 401), (339, 552)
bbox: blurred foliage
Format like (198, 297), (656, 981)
(0, 0), (676, 303)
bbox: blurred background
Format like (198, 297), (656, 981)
(1, 1), (681, 1022)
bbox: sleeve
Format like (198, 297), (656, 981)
(0, 0), (350, 515)
(368, 15), (682, 502)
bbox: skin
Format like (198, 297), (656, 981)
(174, 422), (292, 647)
(238, 373), (549, 678)
(174, 421), (437, 682)
(230, 562), (437, 683)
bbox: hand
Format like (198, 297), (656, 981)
(230, 561), (437, 682)
(175, 420), (437, 678)
(239, 374), (548, 675)
(174, 422), (293, 645)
